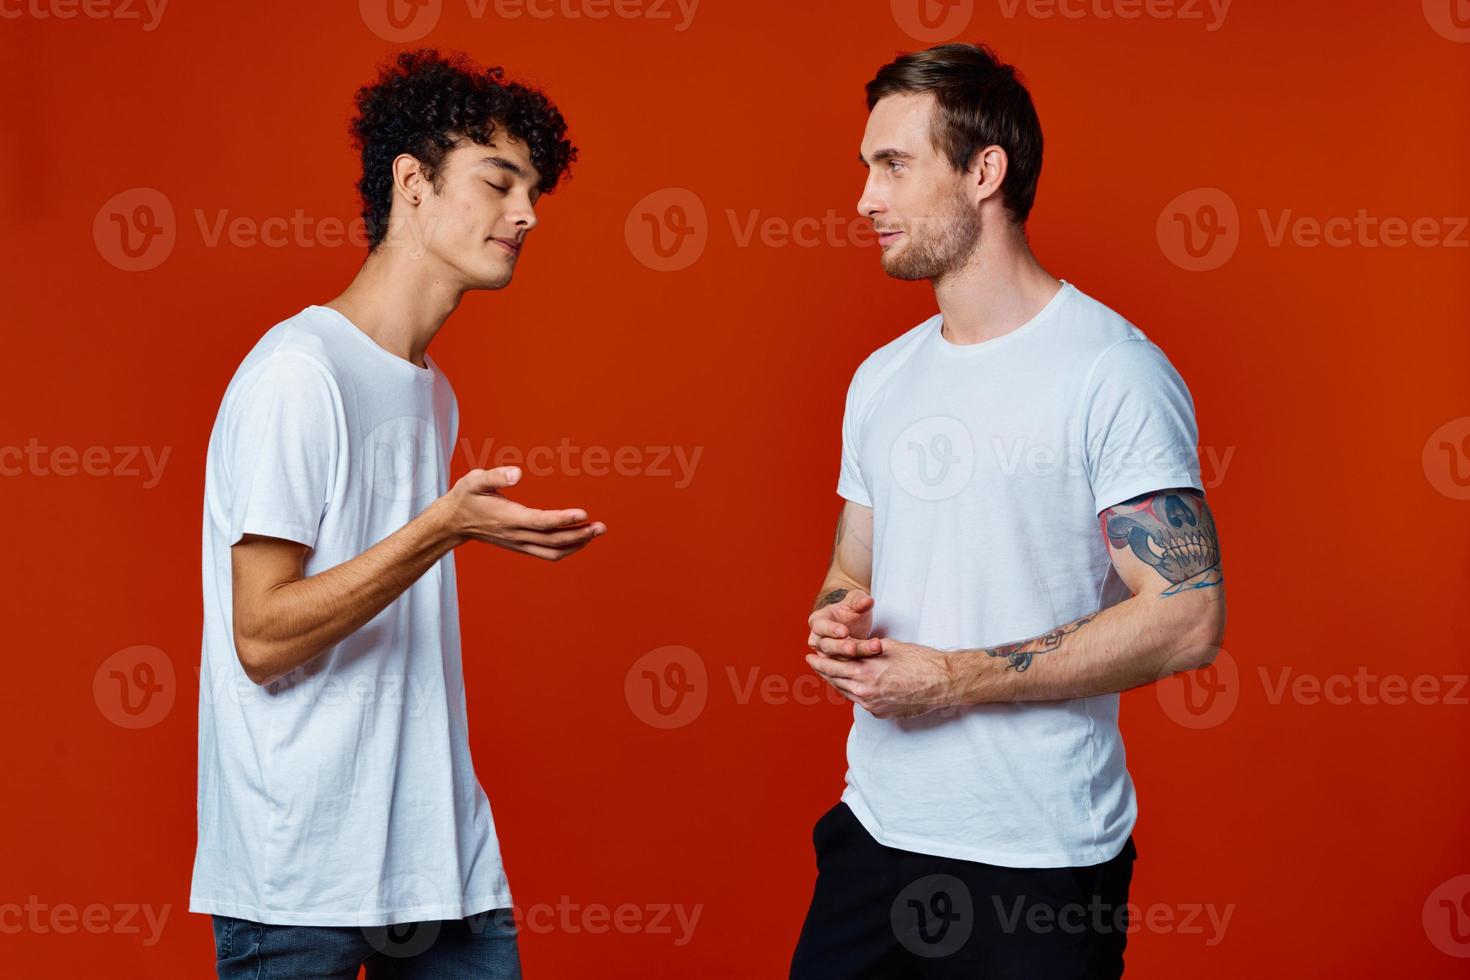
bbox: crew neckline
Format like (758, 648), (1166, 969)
(309, 304), (436, 379)
(930, 279), (1072, 357)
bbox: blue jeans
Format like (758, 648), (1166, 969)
(211, 907), (521, 979)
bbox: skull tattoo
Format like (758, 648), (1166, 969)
(1104, 490), (1221, 595)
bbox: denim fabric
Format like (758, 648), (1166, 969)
(211, 908), (521, 979)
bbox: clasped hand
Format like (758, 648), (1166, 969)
(804, 591), (960, 719)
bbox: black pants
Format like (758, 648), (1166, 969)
(790, 803), (1137, 979)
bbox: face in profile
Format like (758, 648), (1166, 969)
(857, 92), (981, 283)
(410, 132), (543, 291)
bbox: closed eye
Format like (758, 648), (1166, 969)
(485, 181), (509, 195)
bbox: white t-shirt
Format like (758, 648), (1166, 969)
(190, 305), (511, 926)
(835, 280), (1204, 868)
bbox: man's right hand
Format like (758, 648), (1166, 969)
(440, 466), (605, 561)
(807, 589), (882, 660)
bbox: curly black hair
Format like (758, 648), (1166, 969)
(348, 48), (577, 250)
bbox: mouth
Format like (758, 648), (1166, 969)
(876, 229), (903, 248)
(490, 237), (520, 256)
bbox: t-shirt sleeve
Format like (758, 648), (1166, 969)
(224, 353), (340, 549)
(1083, 338), (1204, 515)
(836, 366), (872, 507)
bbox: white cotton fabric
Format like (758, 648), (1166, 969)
(835, 280), (1204, 867)
(191, 305), (510, 925)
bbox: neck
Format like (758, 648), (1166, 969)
(932, 223), (1061, 346)
(323, 245), (464, 369)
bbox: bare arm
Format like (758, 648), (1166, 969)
(232, 466), (604, 685)
(804, 500), (884, 659)
(807, 488), (1227, 716)
(812, 498), (873, 610)
(956, 487), (1226, 703)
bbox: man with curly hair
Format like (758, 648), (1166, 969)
(190, 49), (599, 978)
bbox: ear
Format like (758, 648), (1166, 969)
(966, 143), (1008, 209)
(391, 152), (426, 207)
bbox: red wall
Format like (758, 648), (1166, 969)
(3, 0), (1469, 975)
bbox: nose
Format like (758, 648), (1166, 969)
(507, 196), (538, 233)
(857, 175), (884, 222)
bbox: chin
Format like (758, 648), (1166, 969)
(879, 252), (923, 282)
(472, 266), (515, 291)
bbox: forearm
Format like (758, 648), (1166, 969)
(812, 573), (867, 613)
(236, 496), (464, 684)
(813, 501), (875, 613)
(951, 589), (1226, 704)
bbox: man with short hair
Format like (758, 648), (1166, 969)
(190, 49), (604, 978)
(792, 43), (1227, 978)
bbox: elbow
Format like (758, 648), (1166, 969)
(233, 634), (276, 687)
(233, 621), (294, 686)
(235, 630), (322, 686)
(242, 664), (275, 688)
(1154, 592), (1227, 679)
(1182, 594), (1228, 672)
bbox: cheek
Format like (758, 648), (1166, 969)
(891, 183), (930, 219)
(422, 195), (471, 236)
(439, 188), (492, 228)
(908, 190), (954, 234)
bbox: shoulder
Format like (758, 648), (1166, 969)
(233, 308), (351, 392)
(1059, 284), (1186, 389)
(268, 307), (352, 379)
(225, 313), (346, 419)
(1055, 282), (1150, 354)
(847, 313), (939, 398)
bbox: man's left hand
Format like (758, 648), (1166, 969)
(805, 639), (963, 719)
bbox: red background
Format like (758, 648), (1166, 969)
(4, 0), (1469, 975)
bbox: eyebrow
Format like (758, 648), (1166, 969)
(475, 155), (530, 181)
(858, 148), (914, 166)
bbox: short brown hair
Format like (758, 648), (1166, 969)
(865, 43), (1043, 225)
